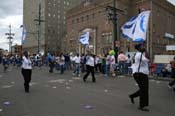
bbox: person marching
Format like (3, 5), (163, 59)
(83, 52), (96, 83)
(169, 56), (175, 91)
(73, 53), (81, 77)
(21, 51), (32, 93)
(129, 44), (150, 111)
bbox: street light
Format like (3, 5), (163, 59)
(5, 25), (15, 55)
(105, 0), (123, 62)
(34, 0), (44, 54)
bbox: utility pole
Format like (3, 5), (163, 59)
(106, 0), (123, 62)
(34, 0), (44, 54)
(113, 0), (118, 61)
(5, 24), (15, 55)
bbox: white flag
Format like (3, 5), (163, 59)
(79, 32), (90, 45)
(121, 10), (151, 42)
(20, 25), (27, 45)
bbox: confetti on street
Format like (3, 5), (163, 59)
(49, 79), (66, 83)
(84, 105), (94, 109)
(73, 77), (81, 80)
(3, 101), (11, 105)
(2, 85), (13, 89)
(104, 89), (108, 92)
(66, 87), (71, 89)
(68, 80), (73, 82)
(52, 86), (57, 89)
(156, 81), (160, 84)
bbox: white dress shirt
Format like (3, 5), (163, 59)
(86, 56), (94, 67)
(131, 52), (149, 75)
(22, 56), (32, 69)
(74, 56), (81, 64)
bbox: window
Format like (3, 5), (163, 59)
(92, 13), (95, 18)
(81, 16), (84, 22)
(48, 13), (51, 17)
(77, 18), (79, 23)
(86, 15), (89, 20)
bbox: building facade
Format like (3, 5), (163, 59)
(23, 0), (83, 54)
(12, 45), (22, 55)
(66, 0), (175, 60)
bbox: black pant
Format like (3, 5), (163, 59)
(130, 73), (149, 108)
(83, 65), (95, 82)
(22, 68), (32, 92)
(169, 68), (175, 87)
(49, 62), (54, 73)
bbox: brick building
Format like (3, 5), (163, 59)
(66, 0), (175, 60)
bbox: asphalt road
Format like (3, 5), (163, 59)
(0, 65), (175, 116)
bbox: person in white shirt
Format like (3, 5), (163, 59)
(59, 53), (65, 74)
(110, 55), (116, 76)
(105, 53), (111, 76)
(83, 53), (96, 82)
(21, 51), (32, 93)
(129, 44), (150, 111)
(73, 53), (81, 76)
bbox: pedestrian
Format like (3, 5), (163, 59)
(105, 53), (110, 76)
(72, 53), (81, 77)
(168, 56), (175, 90)
(117, 51), (128, 75)
(48, 53), (55, 73)
(21, 51), (32, 93)
(83, 52), (96, 83)
(129, 44), (150, 111)
(2, 55), (9, 72)
(59, 53), (65, 74)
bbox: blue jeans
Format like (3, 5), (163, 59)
(105, 64), (110, 76)
(60, 64), (64, 74)
(119, 61), (126, 74)
(73, 63), (80, 76)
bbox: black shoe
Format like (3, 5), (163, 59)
(138, 107), (149, 112)
(83, 78), (86, 82)
(129, 95), (134, 104)
(25, 89), (29, 93)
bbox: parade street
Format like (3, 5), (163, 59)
(0, 66), (175, 116)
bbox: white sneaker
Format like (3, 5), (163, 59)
(168, 85), (172, 89)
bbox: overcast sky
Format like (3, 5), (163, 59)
(0, 0), (23, 50)
(0, 0), (174, 50)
